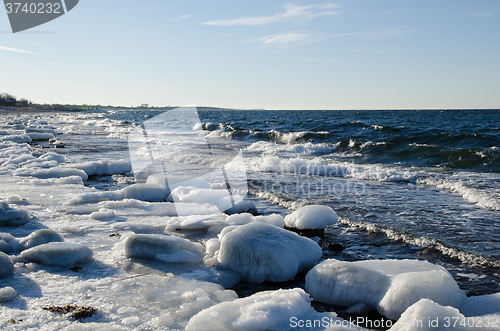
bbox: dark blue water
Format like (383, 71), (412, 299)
(72, 108), (500, 296)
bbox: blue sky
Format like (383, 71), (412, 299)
(1, 0), (499, 109)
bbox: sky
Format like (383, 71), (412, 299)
(0, 0), (499, 109)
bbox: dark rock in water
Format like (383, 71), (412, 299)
(69, 266), (82, 272)
(284, 226), (324, 238)
(55, 144), (65, 148)
(323, 243), (344, 251)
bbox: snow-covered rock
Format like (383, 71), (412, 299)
(186, 288), (363, 331)
(72, 160), (132, 176)
(20, 242), (93, 267)
(120, 184), (168, 202)
(90, 208), (116, 220)
(389, 299), (500, 331)
(20, 229), (65, 250)
(13, 166), (89, 181)
(305, 259), (466, 320)
(0, 232), (20, 253)
(0, 252), (14, 277)
(123, 233), (205, 263)
(255, 214), (285, 227)
(217, 222), (322, 283)
(26, 132), (55, 141)
(224, 200), (257, 215)
(0, 286), (17, 302)
(0, 201), (31, 226)
(285, 205), (338, 229)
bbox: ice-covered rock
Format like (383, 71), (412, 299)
(305, 259), (467, 320)
(217, 222), (322, 283)
(146, 175), (213, 191)
(0, 252), (14, 277)
(123, 233), (205, 263)
(72, 160), (132, 176)
(20, 229), (65, 250)
(0, 201), (31, 226)
(285, 205), (338, 229)
(14, 166), (89, 181)
(120, 184), (168, 202)
(0, 286), (17, 302)
(0, 232), (20, 253)
(21, 242), (93, 267)
(225, 213), (255, 225)
(224, 200), (257, 215)
(255, 213), (285, 227)
(90, 208), (117, 220)
(186, 288), (363, 331)
(389, 299), (500, 331)
(26, 132), (55, 141)
(1, 134), (32, 143)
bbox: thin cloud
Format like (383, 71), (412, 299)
(171, 14), (192, 22)
(204, 3), (340, 26)
(0, 45), (37, 55)
(247, 32), (327, 48)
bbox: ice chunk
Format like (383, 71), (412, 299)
(123, 234), (205, 263)
(0, 232), (20, 253)
(26, 132), (55, 141)
(1, 134), (32, 143)
(13, 166), (89, 181)
(389, 299), (500, 331)
(224, 200), (257, 215)
(379, 269), (466, 320)
(0, 251), (14, 278)
(217, 222), (322, 283)
(67, 190), (124, 204)
(225, 213), (255, 225)
(305, 259), (391, 309)
(20, 242), (93, 267)
(205, 238), (220, 256)
(305, 259), (466, 320)
(186, 288), (362, 331)
(0, 286), (17, 302)
(90, 208), (116, 220)
(285, 205), (338, 229)
(20, 229), (65, 250)
(0, 201), (31, 226)
(120, 184), (168, 202)
(255, 214), (285, 227)
(72, 160), (132, 176)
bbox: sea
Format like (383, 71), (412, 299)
(56, 108), (500, 294)
(1, 107), (500, 328)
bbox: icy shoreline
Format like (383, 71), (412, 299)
(1, 111), (500, 330)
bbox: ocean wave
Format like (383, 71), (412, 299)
(336, 217), (500, 268)
(240, 154), (500, 211)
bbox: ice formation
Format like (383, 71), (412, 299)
(284, 205), (338, 229)
(20, 242), (93, 267)
(0, 201), (31, 226)
(305, 259), (466, 320)
(0, 286), (17, 302)
(120, 184), (168, 202)
(0, 251), (14, 278)
(0, 232), (20, 253)
(186, 288), (363, 331)
(19, 229), (65, 250)
(123, 233), (205, 263)
(72, 160), (132, 177)
(90, 208), (117, 220)
(390, 299), (500, 331)
(217, 222), (322, 283)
